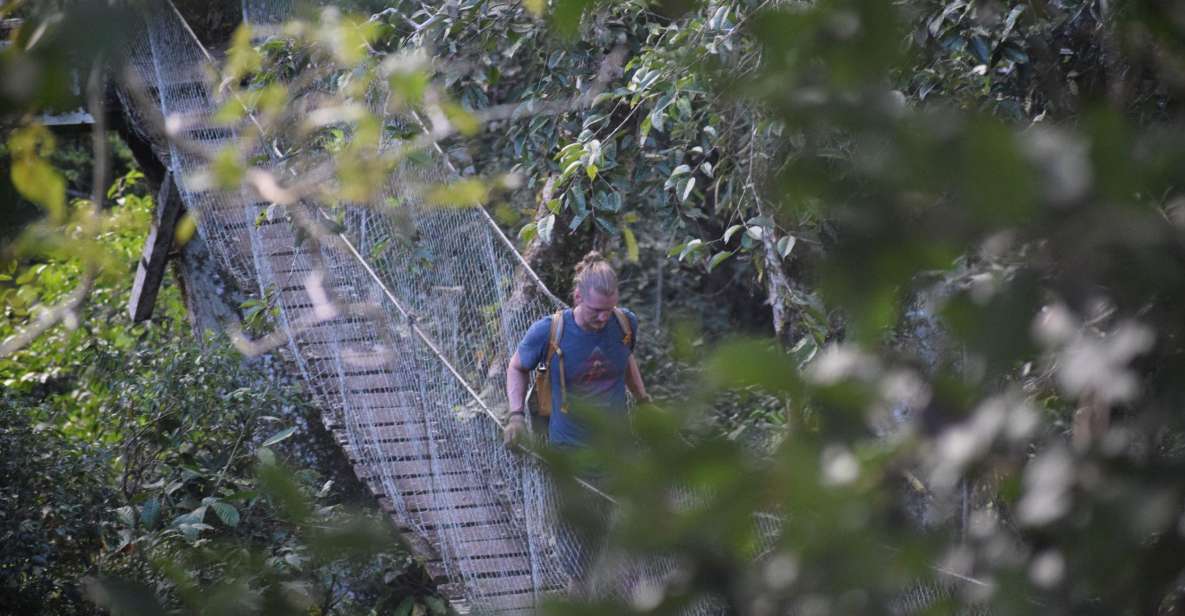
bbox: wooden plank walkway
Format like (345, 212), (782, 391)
(252, 219), (543, 613)
(124, 11), (559, 598)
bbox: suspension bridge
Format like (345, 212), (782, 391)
(118, 1), (660, 612)
(109, 2), (987, 614)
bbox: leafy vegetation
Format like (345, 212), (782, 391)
(0, 169), (433, 614)
(4, 0), (1185, 614)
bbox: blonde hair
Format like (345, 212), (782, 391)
(573, 250), (618, 299)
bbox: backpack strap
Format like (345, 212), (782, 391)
(613, 307), (633, 350)
(543, 310), (568, 413)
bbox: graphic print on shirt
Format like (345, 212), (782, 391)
(576, 346), (612, 388)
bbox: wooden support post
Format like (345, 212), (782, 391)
(128, 171), (184, 322)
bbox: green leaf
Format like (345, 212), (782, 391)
(594, 191), (623, 213)
(586, 139), (601, 164)
(557, 142), (583, 162)
(680, 177), (696, 203)
(115, 505), (135, 527)
(570, 189), (588, 215)
(970, 35), (991, 64)
(9, 125), (67, 220)
(424, 597), (448, 614)
(369, 237), (391, 260)
(552, 0), (594, 38)
(213, 98), (247, 125)
(561, 160), (584, 182)
(443, 102), (480, 136)
(707, 251), (733, 272)
(546, 198), (562, 215)
(650, 93), (674, 132)
(777, 235), (797, 258)
(1001, 43), (1029, 64)
(723, 224), (745, 244)
(518, 221), (538, 243)
(595, 216), (618, 235)
(175, 213), (197, 247)
(12, 158), (67, 220)
(262, 426), (298, 447)
(679, 238), (704, 261)
(388, 69), (430, 107)
(256, 446), (277, 466)
(425, 179), (489, 207)
(586, 162), (598, 181)
(745, 226), (764, 241)
(523, 0), (545, 17)
(210, 501), (241, 528)
(639, 115), (653, 143)
(212, 147), (245, 189)
(141, 498), (161, 529)
(172, 505), (208, 528)
(226, 24), (262, 79)
(623, 227), (640, 262)
(537, 214), (556, 244)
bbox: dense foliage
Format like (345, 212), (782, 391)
(4, 0), (1185, 614)
(0, 170), (435, 614)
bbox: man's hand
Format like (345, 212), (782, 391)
(503, 412), (527, 447)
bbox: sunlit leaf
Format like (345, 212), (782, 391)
(623, 226), (639, 262)
(225, 24), (262, 80)
(8, 125), (65, 221)
(211, 148), (245, 189)
(262, 426), (298, 447)
(552, 0), (595, 38)
(443, 102), (480, 136)
(707, 250), (732, 272)
(678, 238), (703, 261)
(518, 221), (538, 244)
(174, 213), (197, 247)
(523, 0), (546, 18)
(777, 235), (796, 258)
(537, 214), (556, 244)
(425, 179), (489, 207)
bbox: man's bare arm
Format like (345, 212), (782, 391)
(503, 351), (531, 446)
(626, 354), (650, 403)
(506, 350), (531, 416)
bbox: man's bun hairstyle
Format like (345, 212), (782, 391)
(573, 250), (618, 299)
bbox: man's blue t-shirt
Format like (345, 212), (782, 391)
(517, 308), (638, 447)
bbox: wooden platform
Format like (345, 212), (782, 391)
(256, 223), (543, 613)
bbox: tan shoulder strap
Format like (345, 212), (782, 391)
(613, 307), (633, 349)
(544, 310), (564, 364)
(545, 310), (569, 413)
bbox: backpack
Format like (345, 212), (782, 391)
(533, 308), (633, 416)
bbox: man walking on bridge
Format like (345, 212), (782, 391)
(504, 251), (650, 447)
